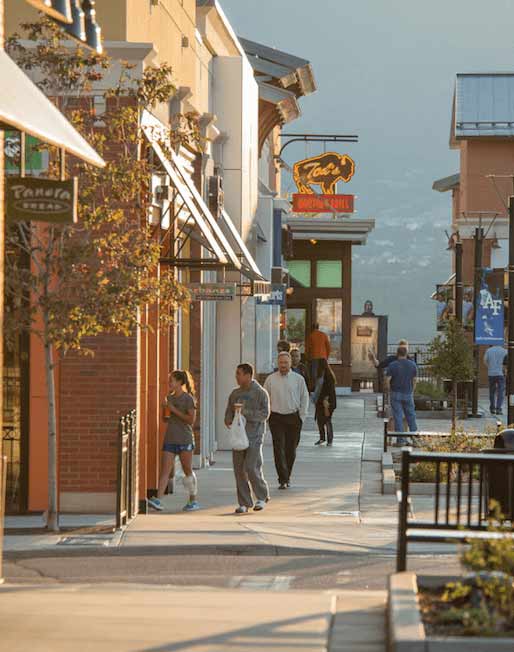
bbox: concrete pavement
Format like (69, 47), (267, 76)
(2, 393), (471, 651)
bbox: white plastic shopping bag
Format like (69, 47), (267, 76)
(228, 411), (249, 451)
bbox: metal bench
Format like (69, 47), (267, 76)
(396, 449), (514, 571)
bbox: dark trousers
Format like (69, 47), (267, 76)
(488, 375), (505, 411)
(269, 412), (302, 484)
(317, 416), (334, 444)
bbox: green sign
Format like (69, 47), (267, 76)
(187, 283), (236, 301)
(6, 177), (78, 224)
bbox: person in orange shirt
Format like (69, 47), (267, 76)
(306, 323), (331, 388)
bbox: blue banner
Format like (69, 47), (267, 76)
(474, 268), (504, 345)
(256, 284), (286, 306)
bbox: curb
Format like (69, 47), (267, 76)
(4, 543), (353, 560)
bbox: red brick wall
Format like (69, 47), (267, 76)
(59, 333), (137, 494)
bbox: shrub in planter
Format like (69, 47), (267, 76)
(421, 503), (514, 637)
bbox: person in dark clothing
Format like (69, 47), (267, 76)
(290, 348), (309, 387)
(312, 358), (337, 446)
(368, 338), (410, 370)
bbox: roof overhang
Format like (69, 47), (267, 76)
(286, 216), (375, 245)
(196, 0), (245, 56)
(433, 173), (460, 192)
(454, 73), (514, 139)
(240, 37), (316, 153)
(0, 49), (104, 167)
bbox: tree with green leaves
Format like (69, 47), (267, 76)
(5, 18), (197, 530)
(427, 319), (474, 433)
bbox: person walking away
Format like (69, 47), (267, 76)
(264, 352), (310, 489)
(385, 346), (417, 446)
(484, 343), (507, 415)
(306, 323), (331, 389)
(149, 370), (199, 512)
(291, 348), (309, 387)
(225, 364), (271, 514)
(312, 358), (337, 446)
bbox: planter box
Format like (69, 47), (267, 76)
(388, 572), (514, 651)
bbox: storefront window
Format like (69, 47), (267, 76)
(316, 260), (342, 288)
(316, 298), (342, 363)
(287, 260), (311, 287)
(285, 308), (307, 353)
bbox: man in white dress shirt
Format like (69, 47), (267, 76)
(264, 352), (310, 489)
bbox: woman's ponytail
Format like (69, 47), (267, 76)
(171, 369), (196, 398)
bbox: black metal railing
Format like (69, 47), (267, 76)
(116, 409), (137, 529)
(397, 449), (514, 571)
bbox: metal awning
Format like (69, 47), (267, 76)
(141, 109), (241, 270)
(433, 173), (460, 193)
(219, 210), (266, 282)
(430, 273), (455, 299)
(0, 50), (104, 167)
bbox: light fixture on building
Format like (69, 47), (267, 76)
(492, 233), (501, 249)
(181, 36), (190, 48)
(286, 287), (294, 296)
(26, 0), (73, 23)
(82, 1), (103, 54)
(310, 238), (318, 245)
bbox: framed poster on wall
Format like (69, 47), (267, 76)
(316, 298), (342, 364)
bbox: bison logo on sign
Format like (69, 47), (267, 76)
(293, 152), (355, 194)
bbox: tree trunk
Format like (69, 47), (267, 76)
(43, 318), (59, 532)
(452, 381), (457, 435)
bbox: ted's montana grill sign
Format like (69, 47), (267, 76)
(6, 176), (78, 224)
(292, 193), (354, 213)
(292, 152), (356, 214)
(293, 152), (355, 195)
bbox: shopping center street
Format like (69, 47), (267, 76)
(2, 394), (478, 652)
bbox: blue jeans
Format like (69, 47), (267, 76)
(390, 391), (417, 432)
(488, 376), (505, 412)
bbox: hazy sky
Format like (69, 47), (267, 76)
(221, 0), (514, 342)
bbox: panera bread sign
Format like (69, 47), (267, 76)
(6, 176), (78, 223)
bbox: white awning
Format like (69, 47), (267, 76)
(0, 49), (105, 168)
(141, 110), (240, 270)
(219, 209), (266, 282)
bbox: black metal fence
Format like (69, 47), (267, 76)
(116, 409), (138, 529)
(387, 342), (434, 383)
(397, 449), (514, 570)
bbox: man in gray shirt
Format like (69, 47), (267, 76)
(225, 363), (271, 514)
(484, 344), (507, 415)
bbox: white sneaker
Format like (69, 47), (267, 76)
(235, 505), (249, 514)
(253, 500), (266, 511)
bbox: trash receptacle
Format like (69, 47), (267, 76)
(481, 428), (514, 520)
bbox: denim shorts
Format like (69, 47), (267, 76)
(163, 442), (194, 454)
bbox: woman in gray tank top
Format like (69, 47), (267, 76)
(148, 370), (200, 512)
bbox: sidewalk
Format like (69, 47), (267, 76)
(118, 395), (397, 557)
(2, 395), (390, 652)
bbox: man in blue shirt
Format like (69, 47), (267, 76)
(484, 344), (507, 415)
(385, 346), (418, 445)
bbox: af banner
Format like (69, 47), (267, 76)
(474, 268), (504, 345)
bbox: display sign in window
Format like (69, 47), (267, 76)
(316, 298), (342, 363)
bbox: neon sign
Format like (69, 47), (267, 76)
(293, 152), (355, 195)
